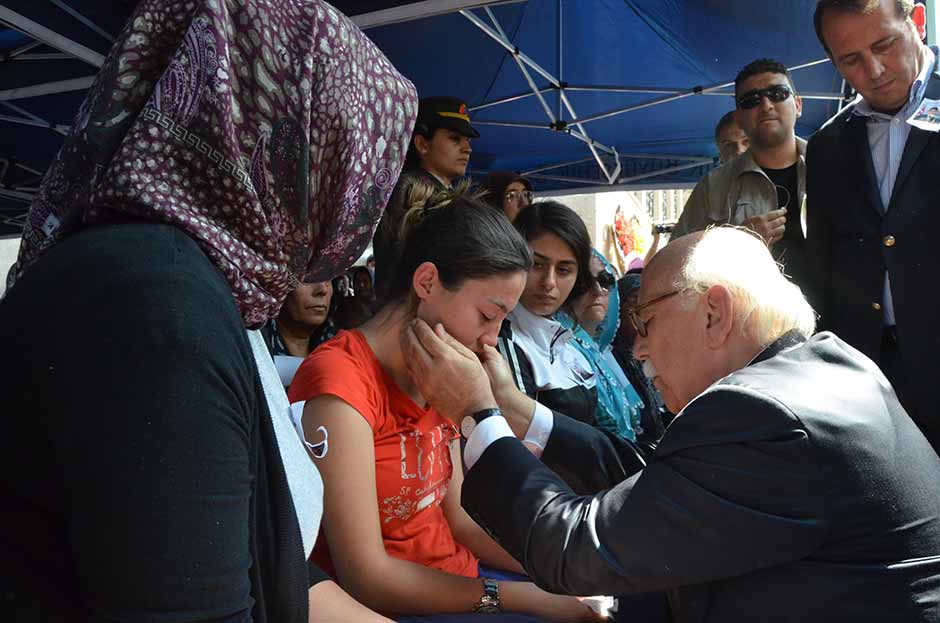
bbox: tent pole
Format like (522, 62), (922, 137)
(482, 7), (557, 123)
(556, 0), (563, 122)
(49, 0), (115, 42)
(11, 52), (72, 61)
(460, 9), (560, 87)
(617, 160), (710, 184)
(0, 76), (96, 100)
(0, 114), (68, 133)
(1, 101), (49, 123)
(466, 6), (621, 183)
(352, 0), (524, 29)
(565, 57), (833, 126)
(527, 173), (608, 185)
(0, 6), (105, 67)
(7, 40), (41, 58)
(471, 119), (550, 129)
(469, 88), (552, 112)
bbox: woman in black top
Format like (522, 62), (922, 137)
(0, 1), (415, 621)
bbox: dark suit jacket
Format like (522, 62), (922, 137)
(805, 47), (940, 448)
(463, 333), (940, 623)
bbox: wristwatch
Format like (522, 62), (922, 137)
(460, 408), (502, 439)
(473, 577), (502, 613)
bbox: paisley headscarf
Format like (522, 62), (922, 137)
(560, 250), (645, 441)
(13, 0), (417, 328)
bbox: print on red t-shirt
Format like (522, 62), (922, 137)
(288, 330), (478, 579)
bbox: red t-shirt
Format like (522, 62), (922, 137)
(288, 330), (479, 579)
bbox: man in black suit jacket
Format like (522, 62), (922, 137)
(806, 0), (939, 450)
(401, 228), (940, 622)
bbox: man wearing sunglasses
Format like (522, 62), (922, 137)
(806, 0), (939, 453)
(673, 59), (810, 290)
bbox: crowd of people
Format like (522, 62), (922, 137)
(1, 1), (939, 622)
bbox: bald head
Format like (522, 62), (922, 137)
(633, 227), (815, 413)
(641, 231), (703, 299)
(659, 227), (816, 343)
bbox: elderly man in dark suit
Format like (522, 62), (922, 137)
(806, 0), (939, 451)
(401, 227), (940, 623)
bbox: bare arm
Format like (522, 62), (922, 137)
(308, 580), (394, 623)
(442, 441), (525, 574)
(303, 396), (600, 621)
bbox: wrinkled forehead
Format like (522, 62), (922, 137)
(637, 260), (679, 303)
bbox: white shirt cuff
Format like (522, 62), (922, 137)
(523, 401), (554, 455)
(463, 401), (556, 469)
(464, 415), (515, 469)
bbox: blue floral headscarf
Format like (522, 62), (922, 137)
(559, 250), (645, 441)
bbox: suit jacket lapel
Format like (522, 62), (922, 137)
(890, 63), (940, 211)
(845, 113), (887, 216)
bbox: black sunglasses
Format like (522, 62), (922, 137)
(737, 84), (792, 110)
(592, 270), (616, 292)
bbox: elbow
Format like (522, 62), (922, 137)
(332, 554), (394, 610)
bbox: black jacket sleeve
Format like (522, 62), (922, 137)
(2, 225), (262, 621)
(462, 388), (828, 597)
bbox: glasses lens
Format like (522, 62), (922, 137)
(767, 85), (791, 102)
(738, 91), (762, 109)
(522, 190), (534, 204)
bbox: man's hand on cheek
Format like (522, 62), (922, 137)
(399, 319), (497, 423)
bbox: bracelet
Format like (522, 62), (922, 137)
(473, 577), (502, 613)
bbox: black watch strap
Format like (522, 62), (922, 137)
(471, 408), (502, 424)
(460, 408), (502, 439)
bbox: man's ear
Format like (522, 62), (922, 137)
(703, 284), (734, 348)
(912, 3), (927, 41)
(412, 261), (439, 302)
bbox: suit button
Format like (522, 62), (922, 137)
(883, 235), (896, 247)
(872, 302), (882, 311)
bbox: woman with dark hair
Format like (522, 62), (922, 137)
(373, 97), (478, 299)
(262, 279), (339, 387)
(288, 189), (601, 622)
(498, 201), (600, 428)
(480, 170), (534, 222)
(0, 1), (414, 620)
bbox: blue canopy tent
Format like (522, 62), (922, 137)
(0, 0), (850, 237)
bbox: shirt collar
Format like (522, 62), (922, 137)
(853, 45), (935, 120)
(509, 303), (571, 354)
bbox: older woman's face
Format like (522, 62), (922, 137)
(502, 181), (531, 222)
(282, 280), (333, 332)
(573, 256), (610, 332)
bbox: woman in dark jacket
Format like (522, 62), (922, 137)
(0, 1), (415, 621)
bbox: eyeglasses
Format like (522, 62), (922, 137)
(627, 289), (681, 338)
(592, 270), (616, 292)
(504, 189), (534, 204)
(736, 84), (792, 110)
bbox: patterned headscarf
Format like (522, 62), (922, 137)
(14, 0), (417, 328)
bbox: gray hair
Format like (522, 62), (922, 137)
(675, 227), (816, 345)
